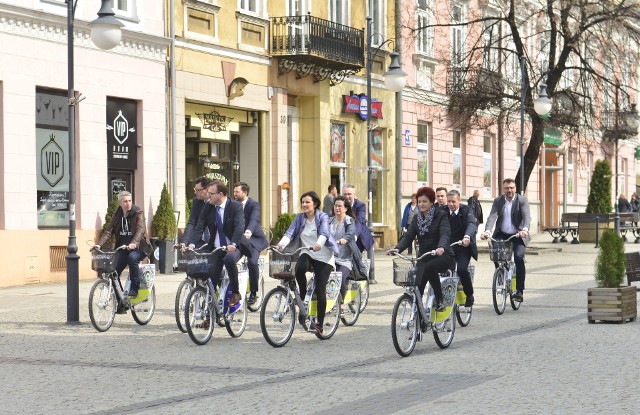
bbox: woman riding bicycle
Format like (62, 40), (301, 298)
(329, 195), (367, 299)
(94, 191), (153, 299)
(276, 191), (340, 336)
(388, 186), (454, 312)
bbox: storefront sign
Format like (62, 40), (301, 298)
(342, 94), (383, 121)
(107, 98), (138, 169)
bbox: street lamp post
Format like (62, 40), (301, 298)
(66, 0), (123, 324)
(519, 56), (552, 195)
(365, 16), (406, 283)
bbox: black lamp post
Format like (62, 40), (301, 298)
(66, 0), (123, 324)
(365, 16), (406, 282)
(519, 56), (552, 195)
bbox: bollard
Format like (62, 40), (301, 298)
(594, 216), (599, 248)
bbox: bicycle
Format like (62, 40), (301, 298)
(182, 246), (249, 345)
(88, 245), (156, 332)
(390, 250), (458, 357)
(260, 246), (342, 347)
(243, 256), (265, 312)
(455, 263), (475, 327)
(340, 258), (371, 326)
(487, 235), (521, 315)
(174, 244), (206, 333)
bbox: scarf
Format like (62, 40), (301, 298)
(417, 205), (436, 236)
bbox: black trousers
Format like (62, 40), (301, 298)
(243, 243), (261, 293)
(295, 254), (333, 325)
(416, 253), (454, 303)
(210, 248), (243, 293)
(451, 245), (474, 297)
(494, 231), (526, 292)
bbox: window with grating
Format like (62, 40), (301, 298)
(50, 246), (67, 273)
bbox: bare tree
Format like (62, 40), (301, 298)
(404, 0), (640, 192)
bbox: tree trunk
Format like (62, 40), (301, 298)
(515, 116), (545, 194)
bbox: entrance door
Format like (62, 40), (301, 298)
(287, 106), (299, 205)
(109, 170), (133, 201)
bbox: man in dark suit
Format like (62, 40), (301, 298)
(233, 182), (269, 305)
(442, 190), (478, 307)
(467, 189), (484, 225)
(190, 180), (245, 307)
(181, 176), (211, 247)
(342, 184), (374, 253)
(481, 178), (531, 302)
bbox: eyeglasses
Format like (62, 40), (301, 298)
(207, 191), (220, 196)
(194, 187), (205, 192)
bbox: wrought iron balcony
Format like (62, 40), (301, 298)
(271, 15), (365, 86)
(550, 91), (583, 128)
(446, 66), (503, 109)
(601, 105), (640, 140)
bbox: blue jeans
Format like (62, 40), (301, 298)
(115, 248), (147, 291)
(494, 231), (526, 292)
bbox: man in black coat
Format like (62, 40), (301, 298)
(442, 190), (478, 307)
(190, 181), (245, 307)
(467, 189), (484, 225)
(233, 182), (269, 305)
(182, 176), (211, 247)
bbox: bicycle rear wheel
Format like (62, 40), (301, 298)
(131, 286), (156, 325)
(510, 291), (522, 310)
(456, 304), (473, 327)
(340, 281), (362, 327)
(225, 299), (248, 338)
(260, 287), (295, 347)
(316, 294), (341, 340)
(391, 294), (418, 357)
(492, 268), (507, 315)
(88, 279), (116, 332)
(433, 304), (456, 349)
(247, 263), (264, 312)
(185, 286), (215, 345)
(359, 279), (370, 313)
(174, 278), (193, 332)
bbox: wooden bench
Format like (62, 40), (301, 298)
(543, 213), (579, 244)
(624, 251), (640, 287)
(618, 212), (640, 243)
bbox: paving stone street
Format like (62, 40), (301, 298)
(1, 234), (639, 414)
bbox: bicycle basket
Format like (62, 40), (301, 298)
(392, 259), (417, 286)
(269, 251), (295, 279)
(91, 251), (117, 273)
(488, 240), (513, 262)
(181, 251), (213, 278)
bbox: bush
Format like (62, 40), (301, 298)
(151, 183), (177, 240)
(594, 229), (626, 288)
(586, 159), (612, 213)
(100, 194), (119, 245)
(185, 195), (193, 224)
(273, 213), (296, 242)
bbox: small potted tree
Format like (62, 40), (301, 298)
(588, 229), (637, 323)
(151, 183), (177, 274)
(272, 213), (296, 244)
(581, 159), (612, 243)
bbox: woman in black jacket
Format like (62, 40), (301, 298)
(388, 186), (454, 311)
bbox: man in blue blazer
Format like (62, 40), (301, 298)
(441, 190), (478, 307)
(181, 176), (211, 247)
(481, 178), (531, 302)
(233, 182), (269, 305)
(190, 181), (245, 307)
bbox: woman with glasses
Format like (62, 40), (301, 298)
(276, 191), (340, 336)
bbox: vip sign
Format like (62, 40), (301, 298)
(40, 134), (65, 187)
(106, 98), (138, 170)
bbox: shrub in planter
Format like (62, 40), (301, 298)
(586, 159), (612, 214)
(151, 183), (177, 273)
(273, 213), (296, 242)
(594, 229), (626, 288)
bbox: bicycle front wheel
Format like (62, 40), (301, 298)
(88, 279), (116, 332)
(185, 286), (215, 345)
(260, 287), (295, 347)
(340, 282), (362, 327)
(391, 294), (418, 357)
(131, 286), (156, 325)
(433, 304), (456, 349)
(174, 278), (193, 332)
(225, 299), (248, 338)
(247, 265), (264, 312)
(492, 268), (507, 315)
(510, 291), (522, 311)
(316, 294), (341, 340)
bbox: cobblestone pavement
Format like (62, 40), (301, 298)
(1, 234), (639, 414)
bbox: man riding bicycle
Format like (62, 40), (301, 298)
(481, 178), (530, 302)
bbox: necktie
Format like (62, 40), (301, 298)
(215, 206), (227, 246)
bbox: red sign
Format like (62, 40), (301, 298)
(342, 95), (383, 120)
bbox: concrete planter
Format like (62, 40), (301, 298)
(588, 285), (637, 323)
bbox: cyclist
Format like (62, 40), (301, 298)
(441, 189), (477, 307)
(181, 176), (211, 247)
(388, 186), (454, 312)
(94, 191), (153, 300)
(276, 191), (340, 336)
(328, 195), (367, 299)
(481, 178), (530, 302)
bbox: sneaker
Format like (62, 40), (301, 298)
(464, 295), (475, 308)
(310, 321), (324, 336)
(434, 301), (446, 312)
(127, 290), (138, 298)
(513, 291), (523, 302)
(247, 292), (257, 305)
(228, 293), (241, 307)
(369, 279), (378, 285)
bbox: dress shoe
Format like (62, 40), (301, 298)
(369, 279), (378, 285)
(127, 290), (138, 298)
(464, 295), (475, 308)
(513, 291), (523, 302)
(247, 292), (257, 305)
(228, 293), (242, 307)
(420, 319), (429, 332)
(201, 318), (210, 330)
(309, 321), (323, 336)
(434, 301), (446, 312)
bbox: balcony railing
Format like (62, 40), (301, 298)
(601, 107), (640, 140)
(446, 66), (503, 110)
(271, 15), (365, 85)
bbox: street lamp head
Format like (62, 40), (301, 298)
(533, 81), (553, 116)
(89, 0), (125, 50)
(383, 51), (407, 93)
(624, 103), (640, 132)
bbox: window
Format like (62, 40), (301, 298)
(453, 130), (462, 191)
(329, 0), (348, 25)
(415, 61), (433, 90)
(482, 19), (499, 71)
(369, 0), (384, 47)
(483, 134), (492, 197)
(451, 5), (465, 66)
(185, 4), (220, 43)
(417, 123), (430, 187)
(416, 2), (434, 57)
(239, 0), (260, 15)
(567, 150), (574, 202)
(371, 129), (384, 224)
(287, 0), (309, 15)
(330, 122), (346, 165)
(587, 151), (593, 196)
(111, 0), (137, 20)
(621, 158), (627, 198)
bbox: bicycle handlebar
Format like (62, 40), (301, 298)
(488, 234), (520, 242)
(390, 249), (436, 262)
(90, 245), (128, 254)
(269, 245), (313, 256)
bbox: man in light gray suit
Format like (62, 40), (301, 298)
(481, 178), (530, 302)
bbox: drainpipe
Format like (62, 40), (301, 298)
(169, 0), (178, 208)
(395, 0), (403, 235)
